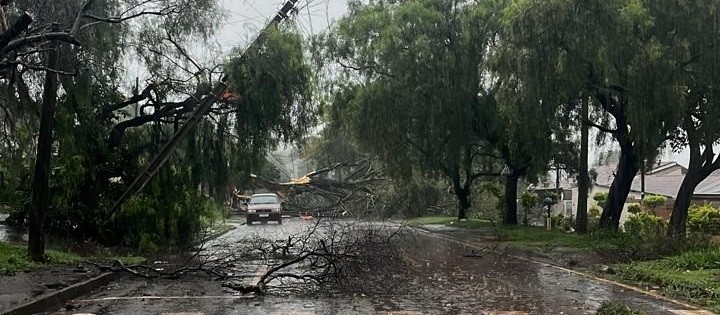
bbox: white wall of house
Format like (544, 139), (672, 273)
(555, 185), (642, 227)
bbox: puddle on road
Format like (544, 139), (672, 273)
(358, 232), (692, 315)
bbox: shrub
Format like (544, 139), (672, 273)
(623, 212), (668, 239)
(593, 192), (608, 207)
(520, 191), (539, 226)
(627, 203), (641, 214)
(641, 195), (667, 215)
(552, 214), (574, 231)
(588, 206), (602, 231)
(688, 204), (720, 235)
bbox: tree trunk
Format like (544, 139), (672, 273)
(599, 147), (640, 230)
(28, 34), (59, 262)
(456, 188), (469, 220)
(576, 98), (589, 233)
(503, 173), (519, 224)
(668, 172), (702, 237)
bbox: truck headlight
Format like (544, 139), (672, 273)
(247, 209), (256, 213)
(271, 208), (281, 213)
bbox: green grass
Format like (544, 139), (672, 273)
(408, 216), (605, 249)
(407, 215), (494, 228)
(498, 225), (595, 248)
(406, 215), (460, 225)
(0, 242), (144, 275)
(596, 302), (644, 315)
(663, 247), (720, 270)
(611, 248), (720, 312)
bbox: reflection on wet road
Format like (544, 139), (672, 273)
(45, 217), (712, 315)
(377, 231), (689, 314)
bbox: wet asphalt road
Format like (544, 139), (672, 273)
(44, 216), (712, 315)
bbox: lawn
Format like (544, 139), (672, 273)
(406, 215), (494, 229)
(407, 215), (604, 249)
(0, 242), (144, 275)
(610, 248), (720, 312)
(498, 225), (597, 248)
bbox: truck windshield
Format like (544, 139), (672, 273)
(250, 195), (278, 204)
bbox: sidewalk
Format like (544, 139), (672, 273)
(0, 264), (108, 314)
(0, 223), (239, 315)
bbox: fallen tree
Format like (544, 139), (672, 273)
(86, 219), (408, 295)
(250, 160), (386, 217)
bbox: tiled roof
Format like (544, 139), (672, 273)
(694, 174), (720, 195)
(534, 161), (720, 197)
(630, 175), (682, 197)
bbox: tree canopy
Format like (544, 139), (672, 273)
(498, 0), (687, 229)
(0, 0), (315, 249)
(316, 0), (505, 220)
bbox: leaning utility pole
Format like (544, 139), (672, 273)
(106, 0), (299, 223)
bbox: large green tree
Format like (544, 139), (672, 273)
(318, 0), (503, 220)
(500, 0), (686, 230)
(666, 0), (720, 236)
(0, 0), (315, 252)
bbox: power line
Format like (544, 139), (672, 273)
(106, 0), (302, 223)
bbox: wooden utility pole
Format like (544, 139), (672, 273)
(105, 0), (299, 223)
(640, 160), (646, 200)
(28, 24), (60, 261)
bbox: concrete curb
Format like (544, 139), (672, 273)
(2, 272), (118, 315)
(197, 224), (238, 245)
(3, 223), (242, 314)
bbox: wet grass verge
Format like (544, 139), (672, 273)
(0, 242), (144, 275)
(606, 248), (720, 312)
(407, 216), (612, 249)
(406, 215), (494, 229)
(596, 301), (645, 314)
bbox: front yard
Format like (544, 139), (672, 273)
(609, 248), (720, 312)
(0, 242), (144, 275)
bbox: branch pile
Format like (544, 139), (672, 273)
(251, 159), (386, 217)
(86, 219), (408, 295)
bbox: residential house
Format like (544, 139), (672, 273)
(532, 160), (720, 225)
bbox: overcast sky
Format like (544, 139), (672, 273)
(215, 0), (348, 53)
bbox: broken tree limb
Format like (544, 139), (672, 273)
(0, 32), (81, 56)
(249, 159), (386, 217)
(105, 78), (228, 223)
(100, 83), (155, 118)
(105, 0), (300, 224)
(0, 12), (31, 50)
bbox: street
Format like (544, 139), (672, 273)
(44, 217), (711, 315)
